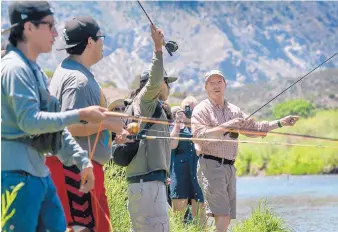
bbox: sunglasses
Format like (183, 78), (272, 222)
(164, 79), (171, 89)
(30, 20), (56, 31)
(112, 106), (125, 112)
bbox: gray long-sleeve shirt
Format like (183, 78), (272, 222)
(1, 46), (91, 177)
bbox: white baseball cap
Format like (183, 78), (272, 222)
(204, 70), (226, 82)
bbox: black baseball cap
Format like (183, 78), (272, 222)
(56, 16), (100, 51)
(2, 1), (54, 34)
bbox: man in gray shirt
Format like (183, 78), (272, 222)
(47, 16), (127, 232)
(1, 2), (107, 232)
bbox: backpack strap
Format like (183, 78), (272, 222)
(138, 102), (163, 136)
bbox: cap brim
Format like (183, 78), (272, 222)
(108, 99), (125, 111)
(205, 74), (225, 82)
(56, 40), (82, 51)
(165, 76), (178, 83)
(1, 23), (19, 35)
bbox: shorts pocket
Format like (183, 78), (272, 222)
(174, 157), (189, 174)
(144, 215), (169, 232)
(207, 177), (225, 195)
(128, 183), (143, 198)
(127, 183), (144, 215)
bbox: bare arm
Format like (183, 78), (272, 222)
(170, 123), (181, 149)
(170, 111), (187, 149)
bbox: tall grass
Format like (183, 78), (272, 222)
(104, 164), (130, 231)
(104, 163), (291, 232)
(104, 163), (212, 232)
(231, 199), (291, 232)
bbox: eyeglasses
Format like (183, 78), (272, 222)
(112, 106), (125, 112)
(92, 35), (106, 41)
(164, 79), (171, 89)
(30, 20), (55, 31)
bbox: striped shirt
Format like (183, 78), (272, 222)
(191, 98), (278, 160)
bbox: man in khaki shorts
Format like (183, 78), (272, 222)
(191, 70), (299, 231)
(124, 25), (178, 232)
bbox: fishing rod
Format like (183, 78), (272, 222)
(139, 127), (338, 143)
(137, 0), (178, 56)
(104, 111), (338, 142)
(224, 52), (338, 139)
(247, 52), (338, 119)
(135, 2), (337, 140)
(124, 134), (338, 150)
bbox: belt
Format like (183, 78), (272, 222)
(199, 154), (235, 165)
(127, 170), (167, 184)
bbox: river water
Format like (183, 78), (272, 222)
(236, 175), (338, 232)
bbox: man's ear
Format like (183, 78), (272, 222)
(24, 21), (34, 33)
(22, 21), (36, 40)
(87, 37), (93, 48)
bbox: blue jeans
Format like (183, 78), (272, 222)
(1, 171), (66, 232)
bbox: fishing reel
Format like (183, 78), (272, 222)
(127, 122), (140, 135)
(126, 122), (141, 140)
(164, 40), (178, 56)
(223, 130), (239, 139)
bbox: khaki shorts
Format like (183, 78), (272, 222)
(197, 157), (237, 219)
(127, 181), (169, 232)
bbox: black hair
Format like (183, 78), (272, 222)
(66, 36), (99, 55)
(66, 41), (87, 55)
(8, 25), (25, 47)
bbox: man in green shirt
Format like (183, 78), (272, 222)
(125, 25), (177, 232)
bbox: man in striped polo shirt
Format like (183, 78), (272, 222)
(191, 70), (299, 232)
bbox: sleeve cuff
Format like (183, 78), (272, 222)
(268, 120), (280, 131)
(76, 155), (93, 171)
(154, 51), (163, 59)
(61, 109), (80, 126)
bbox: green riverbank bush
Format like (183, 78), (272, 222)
(236, 110), (338, 176)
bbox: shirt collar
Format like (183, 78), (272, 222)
(208, 97), (228, 109)
(63, 57), (95, 79)
(9, 45), (37, 66)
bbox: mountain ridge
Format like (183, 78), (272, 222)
(1, 1), (337, 109)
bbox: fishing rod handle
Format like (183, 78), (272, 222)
(127, 134), (146, 140)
